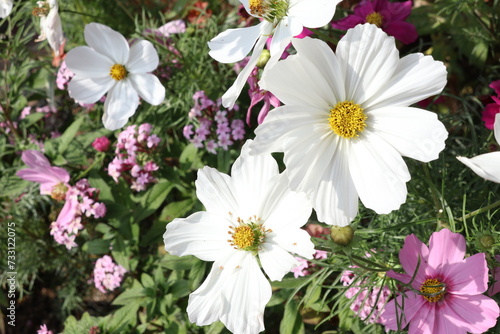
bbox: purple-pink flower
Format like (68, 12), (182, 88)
(92, 136), (111, 152)
(37, 324), (54, 334)
(16, 150), (70, 200)
(380, 229), (499, 333)
(92, 255), (127, 293)
(332, 0), (418, 45)
(482, 80), (500, 130)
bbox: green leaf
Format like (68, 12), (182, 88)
(112, 279), (146, 306)
(82, 239), (111, 255)
(160, 198), (195, 222)
(161, 254), (198, 270)
(141, 273), (155, 289)
(134, 180), (174, 221)
(280, 299), (305, 334)
(57, 116), (84, 155)
(19, 112), (44, 129)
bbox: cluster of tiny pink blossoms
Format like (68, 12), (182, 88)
(50, 179), (106, 250)
(291, 224), (330, 278)
(92, 255), (127, 293)
(183, 91), (245, 154)
(107, 124), (161, 192)
(340, 268), (391, 324)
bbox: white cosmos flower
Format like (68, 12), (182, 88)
(65, 23), (165, 130)
(250, 24), (448, 226)
(208, 0), (341, 109)
(163, 140), (315, 334)
(0, 0), (13, 18)
(457, 113), (500, 183)
(34, 0), (65, 57)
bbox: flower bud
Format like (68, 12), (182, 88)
(92, 136), (111, 152)
(330, 225), (354, 246)
(256, 49), (270, 69)
(479, 234), (495, 249)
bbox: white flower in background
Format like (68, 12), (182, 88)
(163, 140), (315, 334)
(0, 0), (12, 18)
(34, 0), (65, 57)
(457, 113), (500, 183)
(65, 23), (165, 130)
(250, 24), (448, 226)
(208, 0), (341, 109)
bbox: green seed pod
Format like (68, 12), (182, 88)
(330, 225), (354, 246)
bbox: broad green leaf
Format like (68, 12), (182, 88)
(280, 299), (305, 334)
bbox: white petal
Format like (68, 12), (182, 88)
(195, 166), (239, 216)
(231, 140), (279, 218)
(269, 227), (316, 260)
(65, 46), (114, 78)
(84, 23), (130, 64)
(457, 153), (500, 184)
(129, 73), (165, 105)
(44, 9), (64, 56)
(68, 76), (114, 104)
(268, 17), (302, 60)
(312, 139), (359, 226)
(208, 21), (269, 64)
(102, 112), (129, 131)
(288, 0), (340, 28)
(336, 24), (399, 105)
(261, 37), (344, 107)
(0, 0), (13, 18)
(104, 80), (139, 119)
(369, 107), (448, 162)
(348, 132), (411, 214)
(364, 53), (447, 109)
(494, 113), (500, 144)
(259, 242), (301, 281)
(163, 211), (235, 262)
(187, 264), (224, 326)
(221, 33), (269, 109)
(127, 40), (159, 73)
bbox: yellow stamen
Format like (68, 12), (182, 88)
(227, 216), (269, 252)
(110, 64), (128, 81)
(328, 101), (367, 139)
(420, 278), (445, 302)
(231, 225), (255, 249)
(366, 12), (384, 28)
(51, 182), (68, 201)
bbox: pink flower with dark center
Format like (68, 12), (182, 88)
(380, 229), (499, 333)
(332, 0), (418, 45)
(482, 80), (500, 130)
(16, 150), (70, 200)
(92, 136), (111, 152)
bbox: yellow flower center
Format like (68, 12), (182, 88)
(420, 278), (446, 302)
(249, 0), (289, 23)
(328, 101), (367, 138)
(51, 182), (68, 201)
(227, 216), (270, 253)
(110, 64), (128, 81)
(366, 12), (384, 27)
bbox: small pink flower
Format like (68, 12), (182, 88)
(93, 255), (127, 293)
(16, 150), (70, 199)
(92, 136), (111, 152)
(332, 0), (418, 45)
(482, 80), (500, 130)
(37, 324), (54, 334)
(380, 229), (500, 333)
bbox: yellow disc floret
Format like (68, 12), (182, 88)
(249, 0), (289, 24)
(366, 12), (384, 27)
(328, 101), (367, 139)
(227, 216), (270, 253)
(110, 64), (128, 81)
(51, 182), (68, 201)
(420, 278), (446, 302)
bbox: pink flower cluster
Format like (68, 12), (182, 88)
(108, 124), (161, 191)
(482, 80), (500, 129)
(16, 150), (106, 250)
(93, 255), (127, 293)
(50, 179), (106, 249)
(340, 268), (391, 324)
(183, 91), (245, 154)
(291, 224), (330, 278)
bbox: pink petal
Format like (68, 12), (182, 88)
(445, 253), (488, 295)
(427, 229), (465, 268)
(440, 294), (500, 333)
(408, 302), (437, 334)
(381, 0), (412, 21)
(398, 234), (429, 282)
(21, 150), (50, 168)
(380, 291), (425, 331)
(384, 21), (418, 44)
(331, 15), (364, 30)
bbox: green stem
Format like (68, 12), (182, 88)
(421, 163), (449, 229)
(76, 153), (106, 179)
(457, 199), (500, 221)
(349, 254), (391, 272)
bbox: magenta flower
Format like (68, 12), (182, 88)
(482, 80), (500, 129)
(380, 229), (499, 333)
(92, 136), (111, 152)
(332, 0), (417, 45)
(16, 150), (70, 200)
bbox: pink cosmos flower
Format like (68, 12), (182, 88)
(482, 80), (500, 130)
(380, 229), (499, 333)
(16, 150), (70, 200)
(92, 136), (111, 152)
(332, 0), (418, 45)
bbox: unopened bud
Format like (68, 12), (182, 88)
(256, 49), (270, 69)
(330, 225), (354, 246)
(479, 234), (495, 249)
